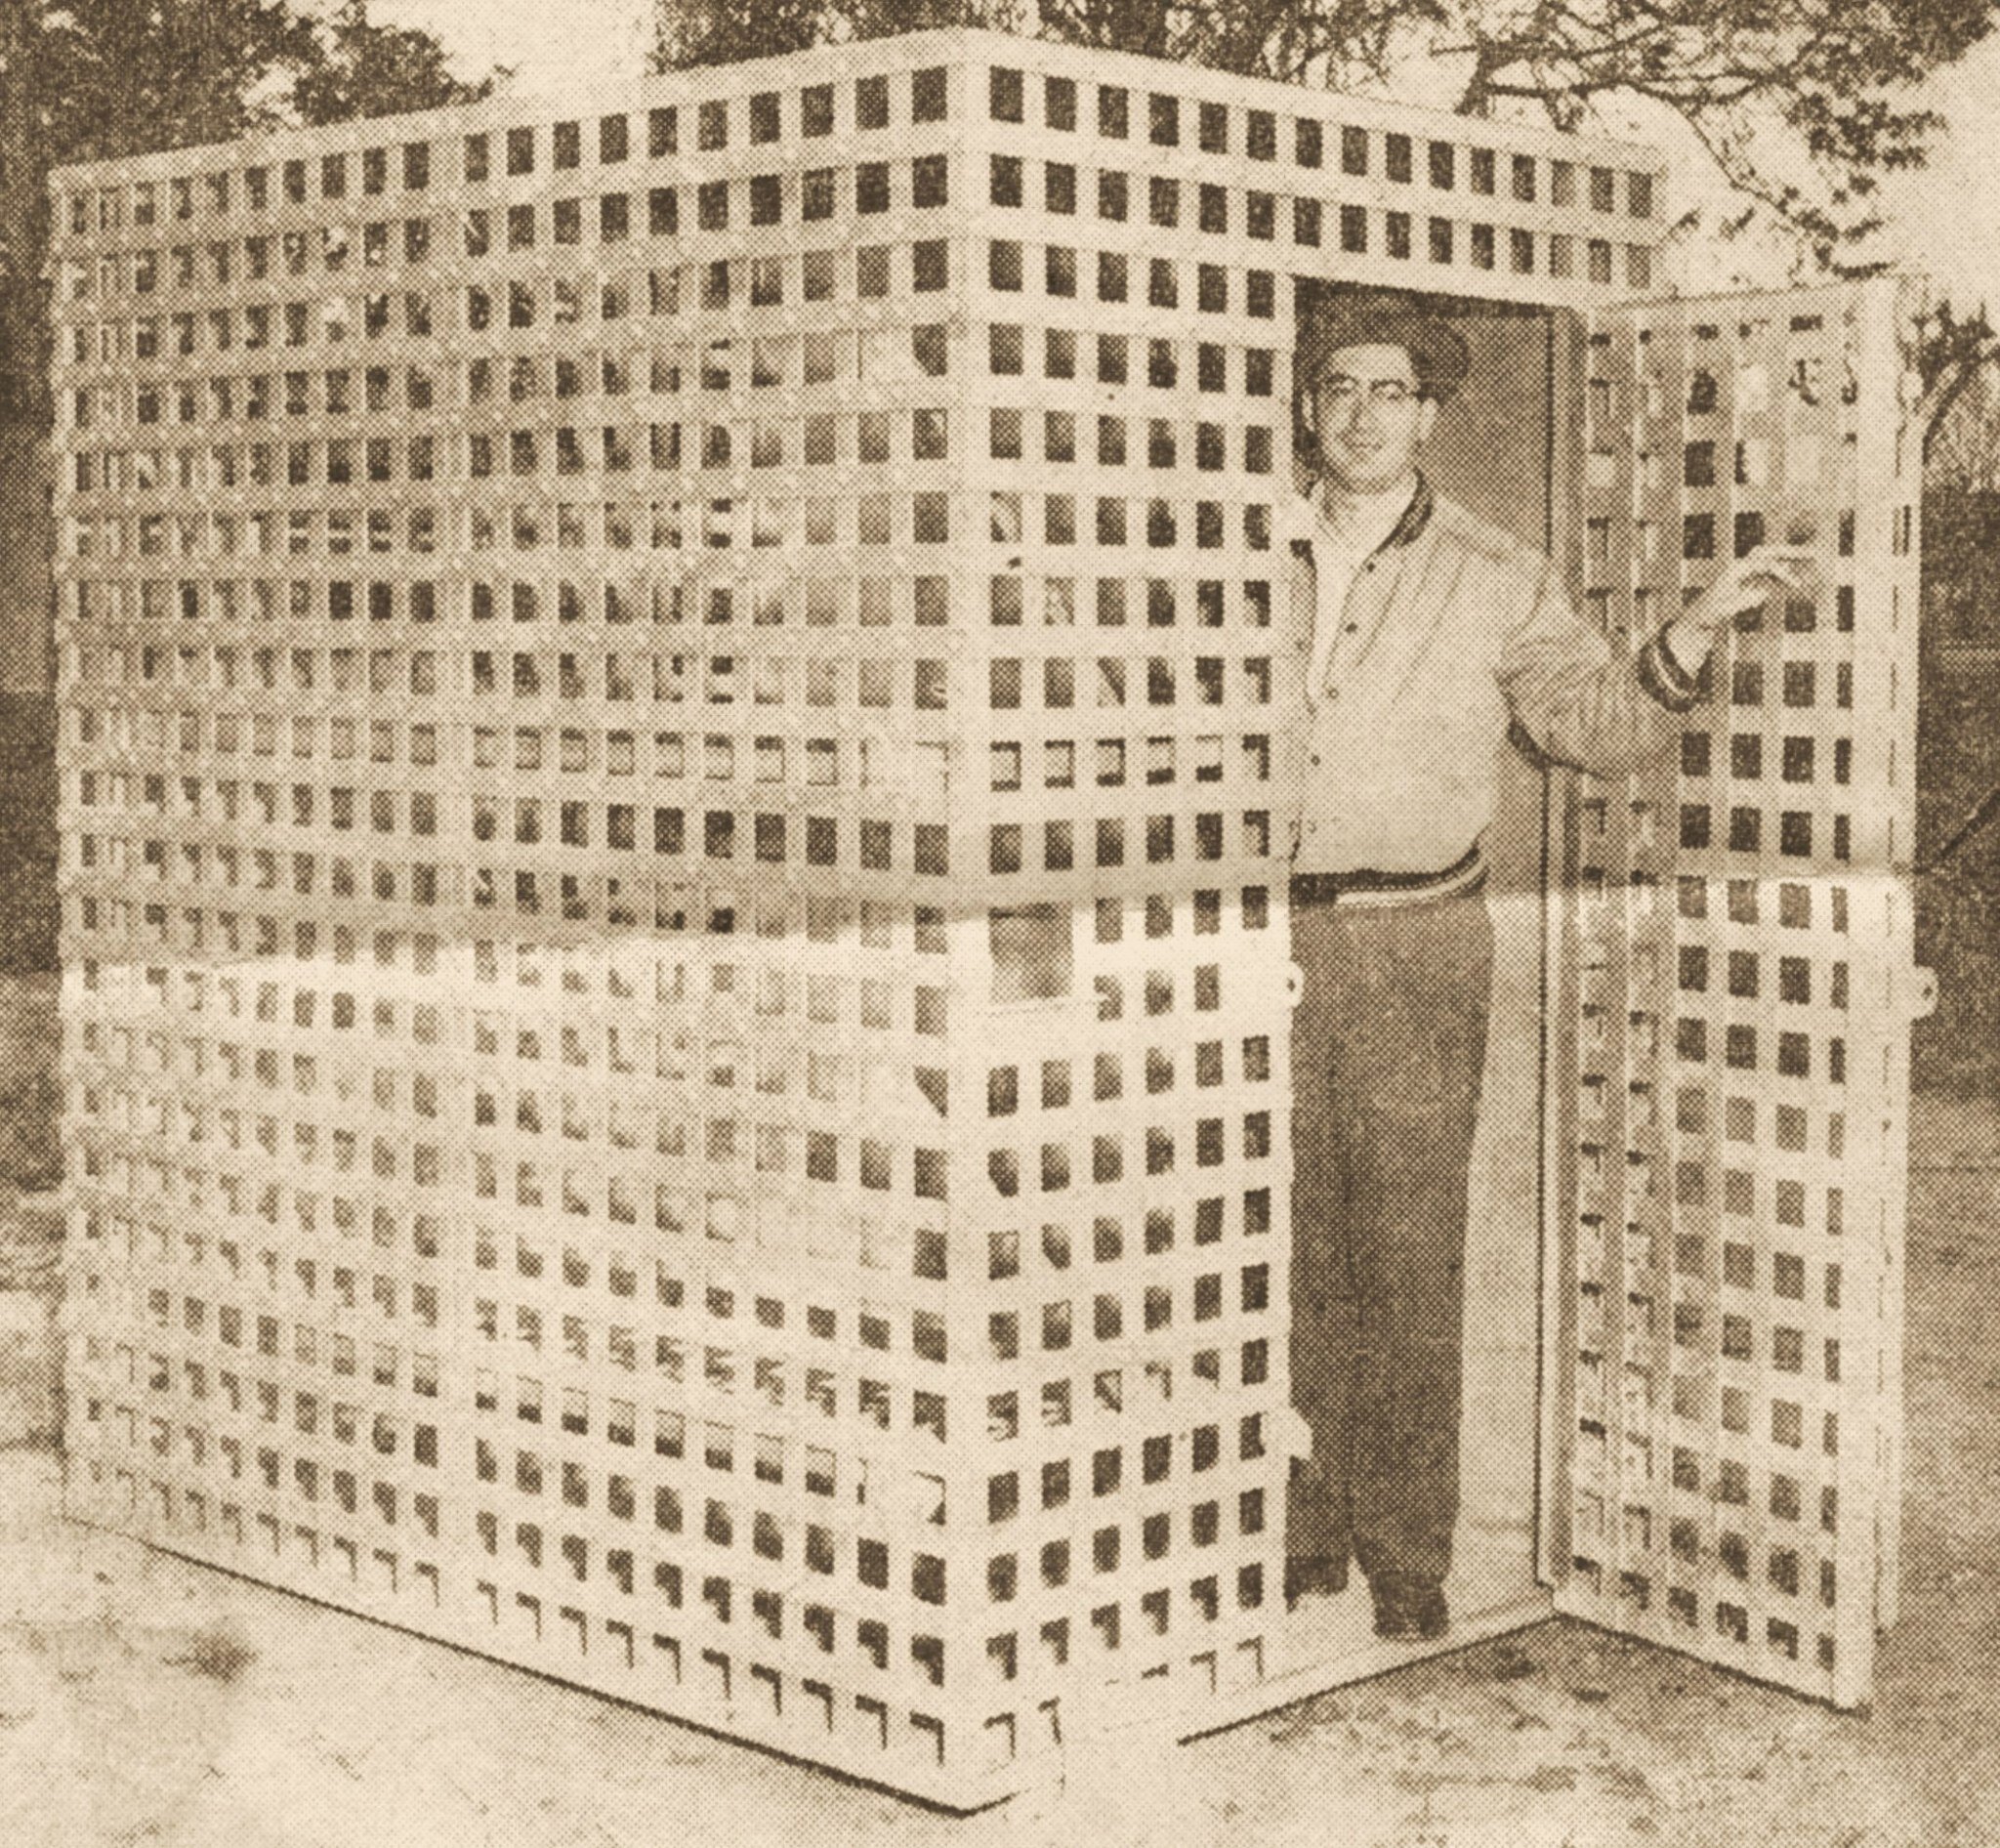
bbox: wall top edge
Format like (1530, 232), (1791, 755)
(47, 22), (1663, 189)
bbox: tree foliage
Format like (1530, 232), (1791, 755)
(36, 0), (322, 164)
(1911, 296), (1997, 463)
(34, 0), (498, 158)
(651, 0), (835, 70)
(1927, 351), (2000, 490)
(294, 0), (503, 127)
(655, 0), (1999, 268)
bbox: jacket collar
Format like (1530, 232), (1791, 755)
(1383, 471), (1436, 550)
(1289, 470), (1435, 557)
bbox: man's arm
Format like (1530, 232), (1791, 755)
(1499, 556), (1699, 775)
(1501, 546), (1821, 774)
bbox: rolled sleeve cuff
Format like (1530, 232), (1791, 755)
(1638, 626), (1706, 713)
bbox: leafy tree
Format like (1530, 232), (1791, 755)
(651, 0), (833, 70)
(1930, 365), (2000, 494)
(0, 0), (53, 422)
(294, 0), (504, 127)
(1913, 297), (1997, 465)
(36, 0), (322, 164)
(654, 0), (1997, 270)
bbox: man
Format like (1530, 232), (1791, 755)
(1280, 294), (1810, 1641)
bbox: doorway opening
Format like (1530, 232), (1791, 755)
(1270, 281), (1567, 1693)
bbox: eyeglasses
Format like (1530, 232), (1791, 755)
(1319, 376), (1421, 407)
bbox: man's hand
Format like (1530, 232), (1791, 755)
(1680, 545), (1821, 636)
(1662, 545), (1822, 676)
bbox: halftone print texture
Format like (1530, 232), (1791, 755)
(43, 21), (1918, 1807)
(1543, 279), (1925, 1710)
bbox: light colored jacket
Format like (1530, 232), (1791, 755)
(1279, 474), (1700, 876)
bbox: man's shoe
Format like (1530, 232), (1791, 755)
(1370, 1575), (1449, 1641)
(1284, 1554), (1349, 1607)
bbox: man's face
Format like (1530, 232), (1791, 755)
(1312, 342), (1438, 493)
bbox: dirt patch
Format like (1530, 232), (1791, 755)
(163, 1627), (257, 1686)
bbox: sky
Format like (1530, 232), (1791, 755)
(356, 0), (2000, 311)
(1879, 35), (2000, 311)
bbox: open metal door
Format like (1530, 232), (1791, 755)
(1540, 279), (1928, 1708)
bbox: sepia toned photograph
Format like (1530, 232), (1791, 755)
(0, 2), (1995, 1842)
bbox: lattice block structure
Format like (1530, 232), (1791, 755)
(1545, 280), (1923, 1707)
(49, 26), (1676, 1806)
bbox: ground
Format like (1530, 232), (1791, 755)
(1, 657), (1996, 1847)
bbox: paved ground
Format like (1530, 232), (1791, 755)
(1, 1086), (1994, 1848)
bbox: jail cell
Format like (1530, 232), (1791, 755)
(1547, 280), (1924, 1707)
(45, 21), (1915, 1813)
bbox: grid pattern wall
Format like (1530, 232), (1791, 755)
(50, 27), (1667, 1804)
(1554, 281), (1917, 1707)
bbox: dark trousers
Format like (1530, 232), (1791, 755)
(1287, 888), (1494, 1588)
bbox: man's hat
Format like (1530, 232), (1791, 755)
(1296, 293), (1473, 403)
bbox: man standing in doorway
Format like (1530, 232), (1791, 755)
(1281, 294), (1809, 1641)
